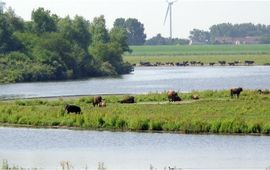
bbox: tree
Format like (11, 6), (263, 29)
(189, 29), (210, 44)
(4, 8), (25, 32)
(125, 18), (146, 45)
(58, 16), (91, 50)
(31, 8), (57, 34)
(90, 15), (109, 45)
(90, 16), (133, 75)
(145, 34), (189, 45)
(0, 13), (22, 53)
(113, 18), (146, 45)
(113, 18), (126, 29)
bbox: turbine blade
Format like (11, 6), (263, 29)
(163, 5), (170, 25)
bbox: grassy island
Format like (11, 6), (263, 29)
(0, 90), (269, 135)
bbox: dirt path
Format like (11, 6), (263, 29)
(137, 100), (197, 105)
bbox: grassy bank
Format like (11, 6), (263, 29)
(125, 45), (270, 56)
(124, 54), (270, 65)
(0, 90), (269, 135)
(123, 45), (270, 65)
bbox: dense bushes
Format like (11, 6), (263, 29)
(0, 8), (133, 83)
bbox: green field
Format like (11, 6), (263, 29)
(0, 90), (269, 135)
(123, 45), (270, 65)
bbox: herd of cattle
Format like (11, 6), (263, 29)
(138, 60), (255, 67)
(64, 87), (269, 114)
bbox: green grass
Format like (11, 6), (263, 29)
(124, 54), (270, 65)
(125, 44), (270, 56)
(123, 45), (270, 65)
(0, 90), (269, 135)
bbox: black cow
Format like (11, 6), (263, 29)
(244, 60), (255, 65)
(65, 104), (81, 114)
(230, 87), (243, 98)
(218, 61), (226, 66)
(257, 89), (270, 95)
(119, 96), (135, 104)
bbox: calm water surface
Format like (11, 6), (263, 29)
(0, 66), (270, 99)
(0, 127), (270, 169)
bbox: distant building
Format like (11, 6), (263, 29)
(214, 36), (260, 45)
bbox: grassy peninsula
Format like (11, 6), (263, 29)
(0, 90), (269, 135)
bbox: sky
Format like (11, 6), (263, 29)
(2, 0), (270, 39)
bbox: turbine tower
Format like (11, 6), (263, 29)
(0, 0), (6, 13)
(164, 0), (177, 39)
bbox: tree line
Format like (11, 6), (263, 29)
(189, 23), (270, 44)
(0, 8), (136, 83)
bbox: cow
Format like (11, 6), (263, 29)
(98, 100), (107, 107)
(244, 60), (255, 65)
(230, 87), (243, 98)
(218, 61), (226, 66)
(257, 89), (270, 95)
(65, 104), (81, 114)
(92, 96), (102, 107)
(119, 96), (135, 104)
(191, 94), (199, 100)
(167, 90), (181, 102)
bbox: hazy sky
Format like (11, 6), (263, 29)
(3, 0), (270, 39)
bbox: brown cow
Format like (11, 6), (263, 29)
(93, 96), (102, 107)
(230, 87), (243, 98)
(167, 90), (181, 102)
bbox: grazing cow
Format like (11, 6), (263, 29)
(228, 62), (235, 66)
(218, 61), (226, 66)
(65, 104), (81, 114)
(244, 60), (255, 65)
(191, 94), (199, 100)
(93, 96), (102, 107)
(257, 89), (270, 95)
(234, 60), (240, 65)
(209, 62), (215, 66)
(119, 96), (135, 104)
(184, 61), (189, 66)
(140, 61), (152, 66)
(167, 90), (182, 102)
(230, 87), (243, 98)
(190, 61), (197, 66)
(98, 100), (107, 107)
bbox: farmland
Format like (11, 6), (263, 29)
(123, 45), (270, 65)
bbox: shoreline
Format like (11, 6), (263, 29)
(0, 93), (134, 101)
(133, 63), (270, 67)
(0, 123), (267, 137)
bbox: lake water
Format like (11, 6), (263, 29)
(0, 66), (270, 99)
(0, 127), (269, 169)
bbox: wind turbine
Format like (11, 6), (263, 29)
(163, 0), (177, 39)
(0, 0), (6, 13)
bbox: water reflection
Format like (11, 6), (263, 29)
(0, 127), (270, 169)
